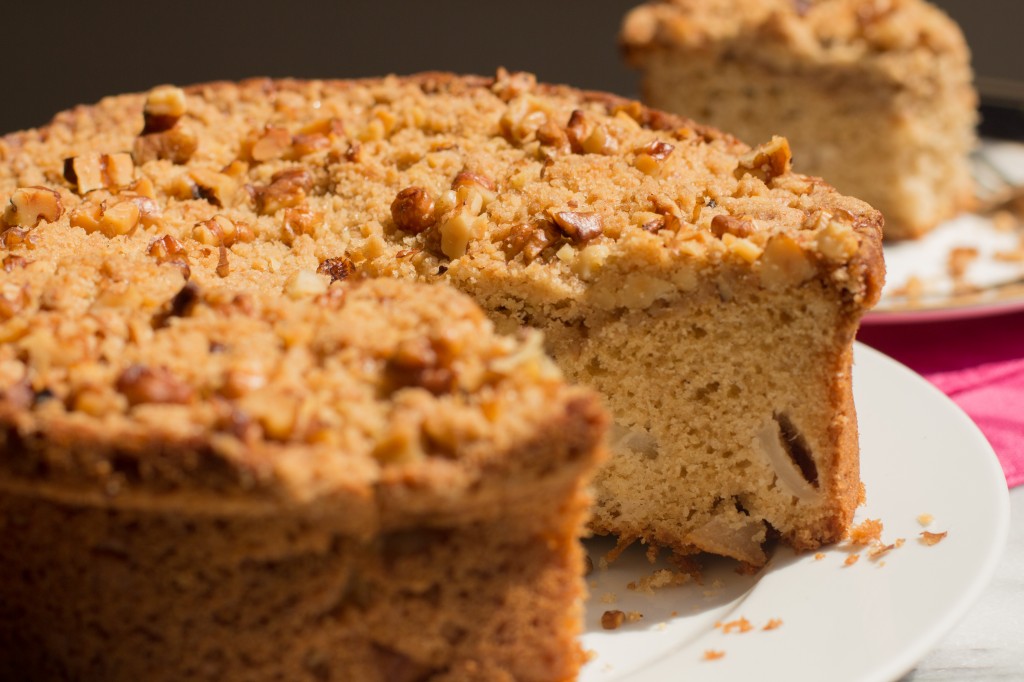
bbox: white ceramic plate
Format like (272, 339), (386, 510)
(868, 140), (1024, 324)
(580, 343), (1010, 682)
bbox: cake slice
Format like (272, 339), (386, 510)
(0, 71), (882, 586)
(0, 263), (605, 681)
(621, 0), (978, 239)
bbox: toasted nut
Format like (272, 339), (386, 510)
(536, 119), (569, 150)
(317, 256), (356, 283)
(142, 85), (187, 134)
(63, 152), (136, 194)
(115, 364), (194, 406)
(134, 126), (198, 164)
(192, 215), (253, 247)
(710, 214), (754, 239)
(491, 67), (537, 102)
(503, 220), (558, 263)
(189, 167), (239, 207)
(736, 136), (792, 183)
(639, 140), (675, 160)
(98, 201), (140, 237)
(0, 225), (34, 249)
(281, 206), (324, 244)
(633, 140), (675, 175)
(249, 126), (292, 162)
(298, 117), (346, 137)
(439, 211), (481, 259)
(119, 194), (163, 229)
(451, 171), (495, 193)
(148, 233), (188, 261)
(251, 168), (313, 215)
(391, 187), (437, 234)
(550, 210), (603, 243)
(147, 234), (180, 261)
(291, 133), (330, 158)
(565, 110), (590, 153)
(69, 203), (103, 233)
(4, 186), (63, 227)
(499, 95), (552, 146)
(581, 124), (619, 155)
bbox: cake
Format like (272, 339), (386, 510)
(0, 72), (883, 676)
(0, 268), (606, 678)
(620, 0), (978, 240)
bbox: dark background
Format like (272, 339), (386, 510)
(2, 0), (1021, 136)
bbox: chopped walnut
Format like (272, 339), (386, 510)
(390, 187), (437, 234)
(291, 133), (331, 158)
(317, 256), (356, 283)
(148, 234), (191, 279)
(451, 171), (495, 193)
(251, 168), (313, 215)
(64, 152), (135, 193)
(736, 136), (792, 183)
(284, 269), (329, 299)
(190, 168), (239, 207)
(499, 94), (553, 146)
(503, 220), (559, 263)
(115, 365), (194, 406)
(134, 126), (198, 164)
(550, 210), (603, 243)
(97, 201), (140, 237)
(491, 67), (537, 102)
(192, 215), (253, 247)
(281, 206), (324, 244)
(710, 214), (754, 239)
(142, 85), (187, 134)
(536, 119), (569, 150)
(3, 186), (63, 227)
(249, 126), (292, 163)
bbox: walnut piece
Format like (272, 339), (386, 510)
(550, 211), (603, 243)
(142, 85), (187, 134)
(317, 256), (356, 282)
(134, 126), (198, 164)
(189, 167), (239, 207)
(710, 214), (754, 239)
(148, 234), (191, 279)
(115, 365), (194, 406)
(385, 337), (456, 395)
(3, 186), (63, 227)
(191, 215), (253, 247)
(251, 168), (313, 215)
(391, 187), (437, 234)
(64, 152), (135, 194)
(503, 221), (558, 263)
(281, 206), (324, 244)
(736, 136), (792, 183)
(249, 126), (292, 163)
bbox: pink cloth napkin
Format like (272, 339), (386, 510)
(858, 311), (1024, 488)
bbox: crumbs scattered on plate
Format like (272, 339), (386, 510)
(919, 530), (948, 546)
(917, 513), (935, 527)
(703, 649), (726, 661)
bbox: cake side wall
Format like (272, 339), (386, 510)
(0, 437), (597, 682)
(638, 53), (976, 239)
(519, 282), (862, 562)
